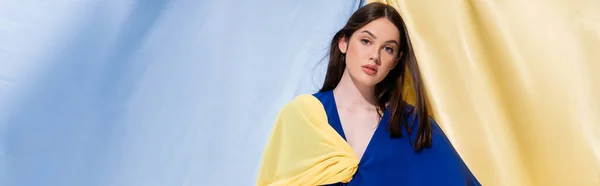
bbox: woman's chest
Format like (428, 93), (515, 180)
(346, 136), (435, 185)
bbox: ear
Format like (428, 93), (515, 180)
(338, 36), (348, 54)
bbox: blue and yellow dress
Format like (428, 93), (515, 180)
(257, 90), (480, 186)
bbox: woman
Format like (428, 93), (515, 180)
(257, 2), (480, 186)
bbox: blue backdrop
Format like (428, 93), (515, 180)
(0, 0), (364, 186)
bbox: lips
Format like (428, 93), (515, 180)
(362, 64), (378, 75)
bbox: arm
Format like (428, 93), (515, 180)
(429, 118), (481, 186)
(256, 95), (358, 186)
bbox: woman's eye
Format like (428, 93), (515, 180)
(361, 39), (371, 45)
(385, 46), (394, 53)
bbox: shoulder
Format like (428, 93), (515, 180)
(271, 94), (330, 133)
(403, 104), (439, 129)
(402, 105), (447, 144)
(283, 94), (321, 110)
(276, 94), (325, 118)
(422, 116), (457, 153)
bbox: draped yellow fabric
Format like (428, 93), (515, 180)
(256, 94), (359, 186)
(369, 0), (600, 185)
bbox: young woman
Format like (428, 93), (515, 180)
(257, 2), (480, 186)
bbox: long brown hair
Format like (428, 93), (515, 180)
(319, 2), (432, 151)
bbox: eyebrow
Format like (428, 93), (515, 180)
(361, 30), (399, 45)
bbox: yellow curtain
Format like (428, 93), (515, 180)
(368, 0), (600, 185)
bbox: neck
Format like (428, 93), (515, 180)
(333, 69), (378, 108)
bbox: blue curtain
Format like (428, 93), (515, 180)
(0, 1), (363, 186)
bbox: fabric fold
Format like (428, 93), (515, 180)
(256, 94), (359, 186)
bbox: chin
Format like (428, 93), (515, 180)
(353, 74), (381, 87)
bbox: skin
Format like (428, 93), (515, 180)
(333, 18), (401, 160)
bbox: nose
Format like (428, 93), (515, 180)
(370, 47), (380, 64)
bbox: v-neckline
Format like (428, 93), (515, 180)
(330, 91), (387, 165)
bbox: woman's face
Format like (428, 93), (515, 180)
(339, 18), (400, 87)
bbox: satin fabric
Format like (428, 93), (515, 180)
(369, 1), (600, 185)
